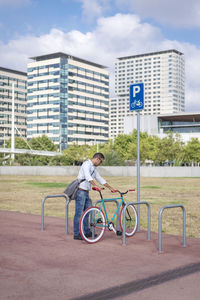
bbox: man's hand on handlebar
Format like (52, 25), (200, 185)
(92, 186), (116, 192)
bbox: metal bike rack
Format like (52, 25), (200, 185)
(41, 194), (70, 235)
(122, 201), (151, 246)
(158, 204), (186, 253)
(94, 199), (120, 232)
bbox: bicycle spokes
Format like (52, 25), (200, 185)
(120, 205), (138, 237)
(79, 207), (106, 243)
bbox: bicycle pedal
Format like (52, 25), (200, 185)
(116, 231), (122, 236)
(97, 218), (103, 223)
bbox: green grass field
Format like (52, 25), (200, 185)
(0, 175), (199, 238)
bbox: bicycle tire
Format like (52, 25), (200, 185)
(120, 205), (137, 237)
(79, 206), (106, 243)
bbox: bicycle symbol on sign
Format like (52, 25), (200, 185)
(131, 99), (143, 109)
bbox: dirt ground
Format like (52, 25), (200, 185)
(1, 210), (200, 300)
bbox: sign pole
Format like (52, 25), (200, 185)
(11, 83), (15, 162)
(129, 83), (144, 233)
(137, 110), (140, 231)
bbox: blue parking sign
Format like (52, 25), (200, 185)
(130, 83), (144, 111)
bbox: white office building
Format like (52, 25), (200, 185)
(0, 67), (27, 146)
(27, 52), (109, 150)
(110, 49), (185, 138)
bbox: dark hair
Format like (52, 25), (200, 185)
(93, 153), (105, 160)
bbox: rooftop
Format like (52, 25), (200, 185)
(117, 49), (183, 61)
(0, 66), (27, 76)
(30, 52), (107, 69)
(158, 112), (200, 122)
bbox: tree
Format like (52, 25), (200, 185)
(5, 137), (31, 165)
(6, 136), (29, 150)
(125, 130), (153, 163)
(4, 135), (58, 165)
(145, 135), (160, 162)
(101, 150), (126, 166)
(62, 144), (91, 165)
(114, 134), (133, 159)
(154, 132), (184, 165)
(29, 135), (57, 151)
(49, 155), (74, 166)
(183, 138), (200, 165)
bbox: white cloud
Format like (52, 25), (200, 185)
(83, 0), (200, 28)
(116, 0), (200, 28)
(0, 13), (200, 111)
(77, 0), (111, 23)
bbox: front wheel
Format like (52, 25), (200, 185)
(120, 205), (137, 237)
(79, 206), (106, 243)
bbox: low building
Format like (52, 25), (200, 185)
(124, 112), (200, 142)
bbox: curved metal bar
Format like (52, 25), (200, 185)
(158, 204), (186, 253)
(122, 201), (151, 246)
(41, 194), (69, 235)
(94, 199), (120, 231)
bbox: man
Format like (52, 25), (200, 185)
(73, 152), (116, 240)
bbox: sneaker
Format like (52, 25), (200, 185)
(74, 234), (83, 240)
(85, 231), (97, 238)
(116, 231), (122, 236)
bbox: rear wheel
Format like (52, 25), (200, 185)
(120, 205), (137, 236)
(79, 206), (106, 243)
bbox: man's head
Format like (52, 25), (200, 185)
(92, 153), (104, 166)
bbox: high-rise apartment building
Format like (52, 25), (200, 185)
(0, 67), (27, 146)
(27, 52), (109, 150)
(110, 49), (185, 138)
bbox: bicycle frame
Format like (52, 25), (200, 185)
(96, 196), (125, 227)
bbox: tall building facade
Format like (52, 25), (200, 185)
(0, 67), (27, 146)
(110, 49), (185, 138)
(27, 53), (109, 150)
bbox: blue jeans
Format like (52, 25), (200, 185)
(73, 190), (92, 236)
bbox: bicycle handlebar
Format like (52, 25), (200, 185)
(92, 187), (105, 191)
(92, 187), (135, 195)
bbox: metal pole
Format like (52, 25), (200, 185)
(41, 196), (45, 230)
(182, 206), (186, 247)
(65, 199), (69, 235)
(158, 204), (186, 253)
(11, 83), (15, 162)
(122, 205), (126, 246)
(137, 111), (140, 231)
(41, 194), (69, 234)
(122, 201), (151, 246)
(158, 209), (163, 252)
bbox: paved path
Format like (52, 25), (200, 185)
(0, 210), (200, 300)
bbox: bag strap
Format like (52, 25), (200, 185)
(79, 168), (95, 183)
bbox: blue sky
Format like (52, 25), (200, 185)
(1, 0), (200, 111)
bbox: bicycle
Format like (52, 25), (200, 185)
(79, 187), (138, 243)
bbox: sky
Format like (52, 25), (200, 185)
(0, 0), (200, 112)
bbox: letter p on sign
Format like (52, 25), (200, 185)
(133, 86), (140, 97)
